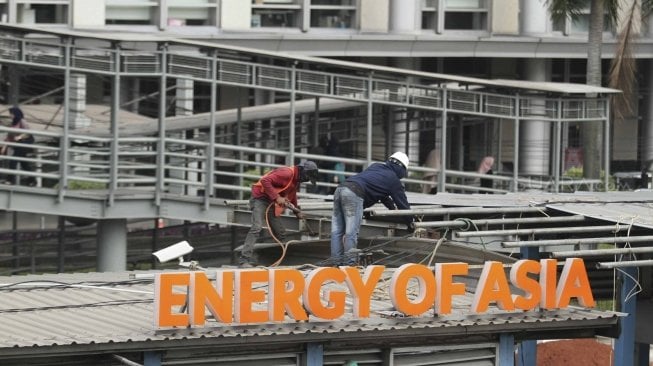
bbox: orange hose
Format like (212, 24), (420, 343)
(265, 201), (289, 267)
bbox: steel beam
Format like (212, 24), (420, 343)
(503, 235), (653, 248)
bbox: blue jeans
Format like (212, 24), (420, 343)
(330, 186), (364, 265)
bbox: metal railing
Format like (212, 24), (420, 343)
(0, 34), (611, 123)
(0, 123), (606, 211)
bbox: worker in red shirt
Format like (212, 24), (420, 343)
(239, 160), (319, 267)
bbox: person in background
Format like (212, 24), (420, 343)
(330, 152), (413, 266)
(421, 148), (440, 194)
(324, 136), (342, 194)
(1, 106), (35, 186)
(308, 136), (329, 194)
(478, 156), (494, 193)
(239, 160), (319, 267)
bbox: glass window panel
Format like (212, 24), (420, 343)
(570, 14), (611, 33)
(312, 0), (354, 5)
(252, 9), (298, 27)
(444, 11), (486, 30)
(421, 11), (436, 29)
(445, 0), (484, 8)
(17, 3), (68, 24)
(253, 0), (298, 3)
(311, 9), (354, 28)
(106, 0), (156, 24)
(422, 0), (437, 8)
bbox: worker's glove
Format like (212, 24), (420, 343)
(275, 196), (288, 206)
(295, 211), (305, 220)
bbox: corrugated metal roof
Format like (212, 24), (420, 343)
(0, 269), (619, 357)
(408, 191), (653, 230)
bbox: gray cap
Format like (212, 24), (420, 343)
(299, 160), (318, 171)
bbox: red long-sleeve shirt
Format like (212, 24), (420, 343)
(251, 166), (299, 207)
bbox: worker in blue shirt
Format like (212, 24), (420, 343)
(330, 152), (413, 265)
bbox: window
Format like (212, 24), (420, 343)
(444, 0), (487, 31)
(17, 0), (68, 24)
(106, 0), (157, 25)
(251, 0), (301, 28)
(310, 0), (356, 29)
(551, 1), (612, 35)
(422, 0), (488, 33)
(167, 0), (217, 26)
(421, 0), (437, 30)
(0, 1), (8, 23)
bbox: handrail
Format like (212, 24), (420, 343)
(0, 33), (610, 123)
(0, 125), (607, 205)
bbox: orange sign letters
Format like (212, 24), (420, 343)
(154, 258), (594, 328)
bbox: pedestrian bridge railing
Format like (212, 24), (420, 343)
(0, 124), (604, 216)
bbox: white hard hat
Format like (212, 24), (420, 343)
(389, 151), (409, 169)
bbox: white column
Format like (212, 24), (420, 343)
(389, 0), (419, 33)
(520, 59), (551, 176)
(392, 58), (420, 166)
(521, 0), (550, 35)
(97, 219), (127, 272)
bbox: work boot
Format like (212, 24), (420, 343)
(238, 257), (256, 268)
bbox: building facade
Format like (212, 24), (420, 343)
(0, 0), (647, 180)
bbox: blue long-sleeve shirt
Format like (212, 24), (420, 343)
(346, 161), (411, 223)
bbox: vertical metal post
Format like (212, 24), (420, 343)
(604, 97), (611, 191)
(205, 51), (217, 210)
(305, 343), (323, 366)
(12, 211), (18, 271)
(289, 63), (297, 164)
(237, 95), (243, 200)
(151, 218), (159, 269)
(499, 333), (515, 366)
(58, 37), (72, 203)
(156, 43), (167, 206)
(143, 351), (162, 366)
(438, 86), (447, 192)
(367, 73), (373, 166)
(554, 99), (562, 193)
(57, 216), (65, 272)
(513, 95), (520, 192)
(497, 119), (503, 174)
(614, 266), (637, 366)
(313, 97), (320, 147)
(517, 244), (538, 366)
(109, 44), (121, 206)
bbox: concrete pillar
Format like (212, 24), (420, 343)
(71, 0), (104, 28)
(69, 73), (91, 129)
(389, 0), (419, 33)
(360, 0), (389, 33)
(520, 59), (551, 176)
(392, 58), (420, 167)
(520, 0), (550, 35)
(97, 218), (127, 272)
(175, 78), (193, 116)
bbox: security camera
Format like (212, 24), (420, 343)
(152, 240), (194, 264)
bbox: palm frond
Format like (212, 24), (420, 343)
(608, 0), (639, 123)
(545, 0), (588, 23)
